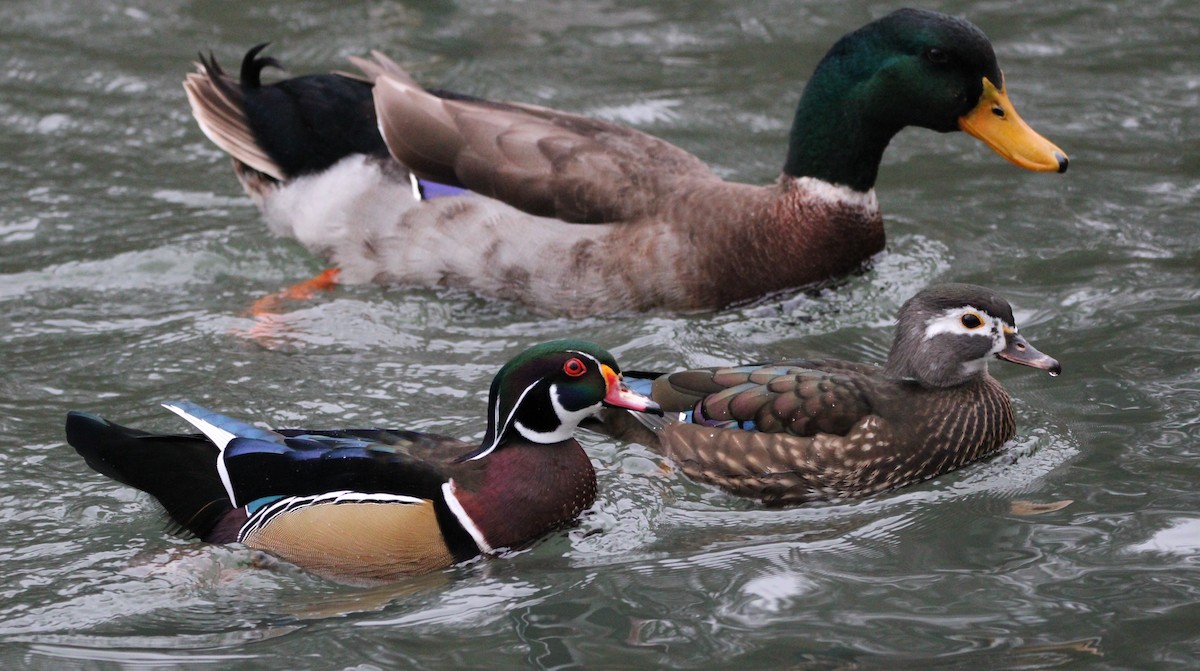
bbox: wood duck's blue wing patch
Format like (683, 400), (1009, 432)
(222, 432), (453, 508)
(690, 383), (760, 431)
(624, 373), (764, 430)
(246, 495), (284, 516)
(162, 401), (285, 448)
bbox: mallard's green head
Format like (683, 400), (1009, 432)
(784, 8), (1067, 191)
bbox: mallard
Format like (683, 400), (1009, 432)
(607, 284), (1061, 506)
(66, 340), (661, 583)
(185, 9), (1067, 315)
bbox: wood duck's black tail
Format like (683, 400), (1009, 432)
(65, 412), (243, 542)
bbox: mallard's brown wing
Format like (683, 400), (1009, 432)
(367, 56), (718, 224)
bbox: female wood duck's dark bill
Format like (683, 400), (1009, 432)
(997, 327), (1062, 376)
(960, 76), (1069, 173)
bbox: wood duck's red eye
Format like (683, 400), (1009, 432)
(563, 358), (587, 377)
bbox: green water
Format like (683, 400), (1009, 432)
(1, 0), (1197, 668)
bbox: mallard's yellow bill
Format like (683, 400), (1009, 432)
(960, 77), (1068, 173)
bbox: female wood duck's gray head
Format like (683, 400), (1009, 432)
(786, 8), (1068, 191)
(884, 283), (1061, 388)
(460, 339), (662, 462)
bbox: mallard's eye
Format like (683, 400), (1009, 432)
(961, 313), (984, 329)
(925, 47), (949, 65)
(563, 358), (587, 377)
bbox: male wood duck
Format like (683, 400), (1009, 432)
(183, 9), (1068, 315)
(607, 284), (1061, 506)
(66, 340), (661, 583)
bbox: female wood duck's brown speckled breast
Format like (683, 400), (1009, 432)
(612, 284), (1062, 506)
(66, 340), (660, 583)
(182, 9), (1067, 314)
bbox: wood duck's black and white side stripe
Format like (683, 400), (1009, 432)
(441, 481), (495, 554)
(239, 491), (428, 541)
(162, 401), (252, 506)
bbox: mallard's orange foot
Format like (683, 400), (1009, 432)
(245, 267), (340, 318)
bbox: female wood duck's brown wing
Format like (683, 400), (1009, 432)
(366, 56), (718, 225)
(648, 365), (896, 505)
(652, 363), (877, 437)
(699, 371), (875, 437)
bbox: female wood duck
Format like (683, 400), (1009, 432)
(66, 340), (661, 583)
(608, 284), (1061, 506)
(184, 9), (1068, 315)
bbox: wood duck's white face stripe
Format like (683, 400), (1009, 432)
(441, 481), (494, 555)
(514, 383), (603, 443)
(515, 348), (607, 443)
(161, 402), (240, 506)
(238, 490), (426, 542)
(923, 306), (1009, 346)
(466, 348), (608, 461)
(466, 376), (540, 462)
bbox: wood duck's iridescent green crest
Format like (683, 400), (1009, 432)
(611, 284), (1061, 506)
(65, 340), (659, 583)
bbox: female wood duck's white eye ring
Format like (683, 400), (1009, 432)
(563, 357), (587, 377)
(960, 312), (984, 329)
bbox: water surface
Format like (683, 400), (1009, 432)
(1, 0), (1198, 668)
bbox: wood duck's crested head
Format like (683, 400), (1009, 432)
(884, 283), (1061, 388)
(458, 340), (660, 462)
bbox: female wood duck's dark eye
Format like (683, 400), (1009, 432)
(960, 313), (983, 329)
(925, 47), (949, 65)
(562, 357), (587, 377)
